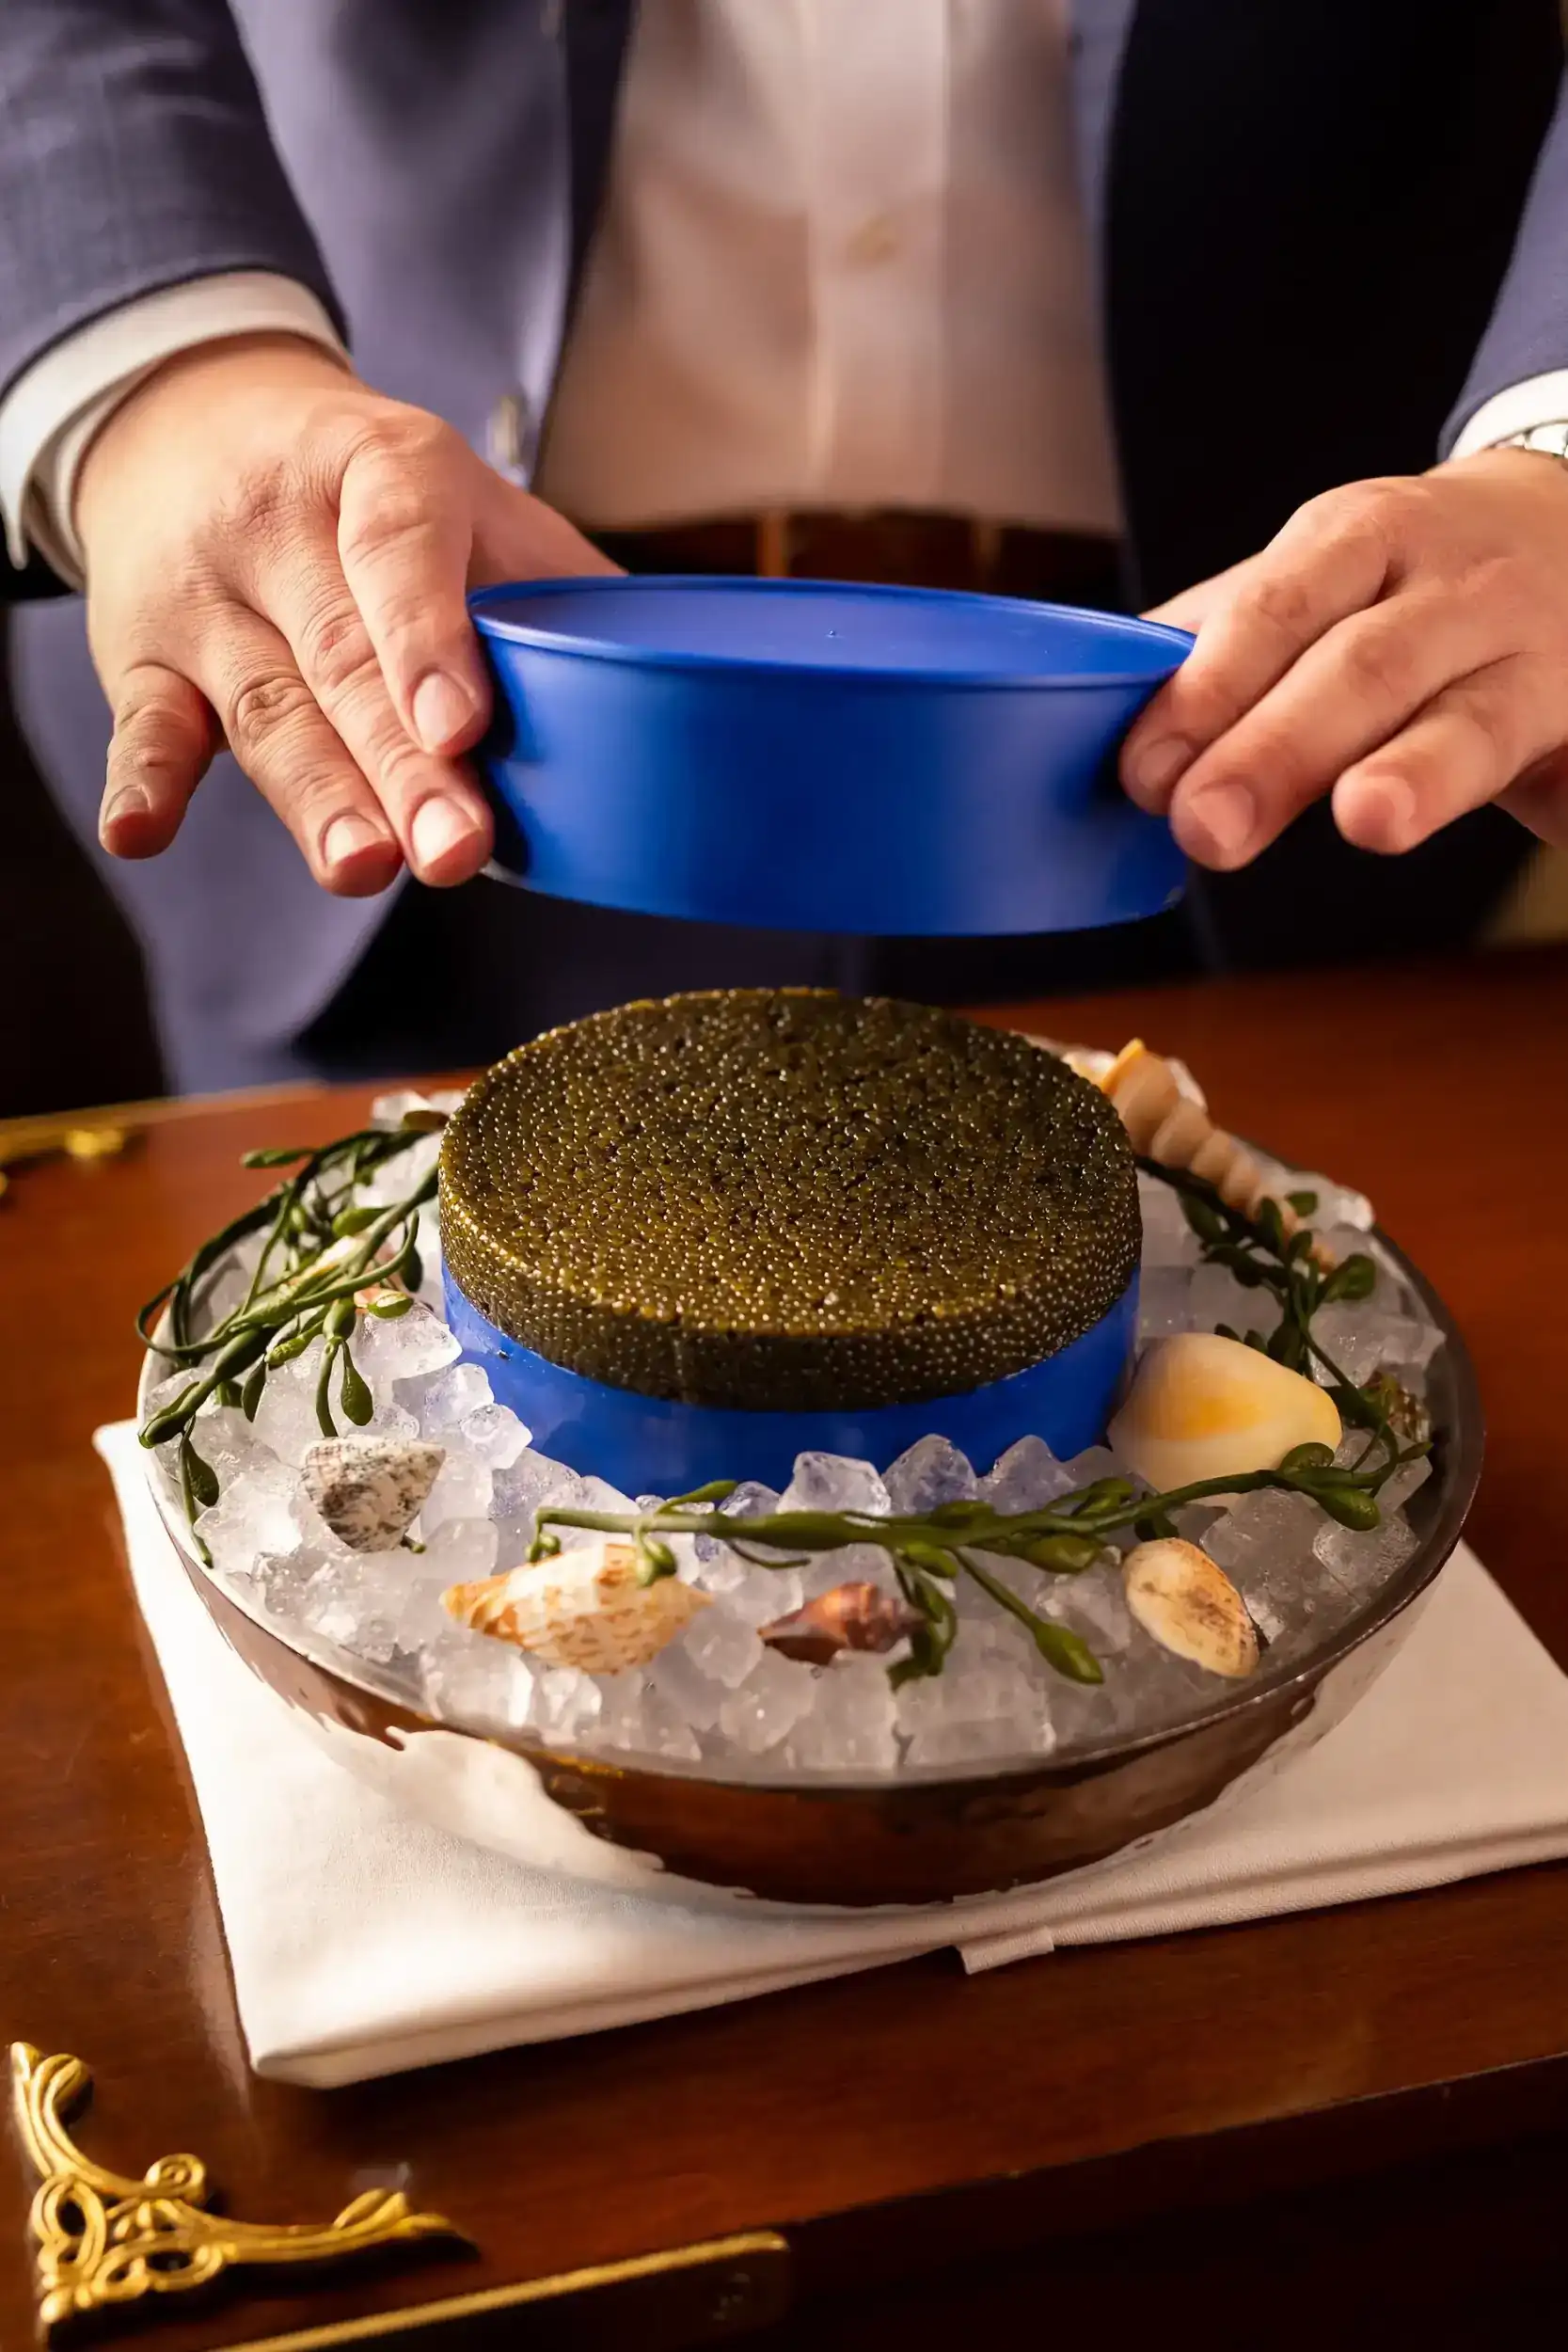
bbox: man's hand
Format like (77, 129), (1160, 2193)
(1121, 449), (1568, 867)
(76, 333), (616, 895)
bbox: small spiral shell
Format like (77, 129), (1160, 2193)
(1045, 1038), (1333, 1267)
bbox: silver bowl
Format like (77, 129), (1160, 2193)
(137, 1229), (1481, 1912)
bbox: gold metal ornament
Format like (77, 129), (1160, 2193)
(10, 2043), (465, 2334)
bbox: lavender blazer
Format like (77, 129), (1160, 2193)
(2, 0), (1563, 1087)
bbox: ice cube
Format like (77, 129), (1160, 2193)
(1137, 1171), (1203, 1266)
(421, 1515), (499, 1583)
(1058, 1444), (1128, 1491)
(1137, 1263), (1195, 1342)
(531, 1666), (604, 1742)
(717, 1648), (815, 1753)
(784, 1660), (897, 1772)
(781, 1452), (891, 1518)
(722, 1565), (805, 1629)
(418, 1446), (493, 1535)
(459, 1400), (531, 1469)
(897, 1655), (1049, 1766)
(978, 1435), (1074, 1513)
(695, 1480), (781, 1565)
(355, 1300), (462, 1386)
(1043, 1567), (1134, 1659)
(249, 1354), (329, 1468)
(198, 1465), (304, 1580)
(680, 1606), (762, 1689)
(414, 1360), (494, 1435)
(882, 1436), (977, 1516)
(1204, 1487), (1339, 1644)
(647, 1638), (725, 1732)
(1189, 1260), (1272, 1338)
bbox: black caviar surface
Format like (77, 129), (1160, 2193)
(439, 990), (1139, 1410)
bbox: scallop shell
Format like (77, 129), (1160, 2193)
(442, 1538), (709, 1673)
(1109, 1330), (1341, 1490)
(301, 1436), (445, 1553)
(1123, 1538), (1259, 1677)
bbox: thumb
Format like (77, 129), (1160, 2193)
(99, 660), (218, 857)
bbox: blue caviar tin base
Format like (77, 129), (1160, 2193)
(443, 1269), (1138, 1501)
(472, 578), (1190, 939)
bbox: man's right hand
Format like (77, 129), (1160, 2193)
(75, 332), (616, 895)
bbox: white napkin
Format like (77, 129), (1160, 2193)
(98, 1422), (1568, 2088)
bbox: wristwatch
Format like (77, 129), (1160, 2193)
(1489, 421), (1568, 464)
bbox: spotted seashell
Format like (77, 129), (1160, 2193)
(442, 1538), (709, 1674)
(301, 1437), (445, 1553)
(1122, 1538), (1259, 1678)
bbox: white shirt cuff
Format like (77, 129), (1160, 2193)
(0, 274), (348, 587)
(1449, 371), (1568, 461)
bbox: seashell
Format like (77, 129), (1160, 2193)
(1123, 1537), (1259, 1677)
(442, 1537), (709, 1674)
(1109, 1330), (1340, 1490)
(760, 1581), (926, 1665)
(301, 1436), (445, 1552)
(1037, 1035), (1332, 1265)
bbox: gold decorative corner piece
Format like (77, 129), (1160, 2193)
(10, 2043), (466, 2335)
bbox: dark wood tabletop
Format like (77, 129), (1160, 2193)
(6, 946), (1568, 2352)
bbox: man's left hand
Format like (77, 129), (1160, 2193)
(1121, 449), (1568, 866)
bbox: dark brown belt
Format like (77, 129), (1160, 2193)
(592, 510), (1126, 608)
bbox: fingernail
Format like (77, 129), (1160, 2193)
(411, 670), (477, 754)
(1182, 781), (1256, 866)
(1343, 774), (1417, 854)
(102, 784), (150, 833)
(322, 810), (387, 874)
(1126, 736), (1194, 807)
(411, 794), (479, 875)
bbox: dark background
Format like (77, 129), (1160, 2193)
(0, 613), (163, 1116)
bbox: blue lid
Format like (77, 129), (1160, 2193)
(471, 576), (1190, 937)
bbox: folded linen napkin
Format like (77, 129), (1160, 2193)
(97, 1422), (1568, 2088)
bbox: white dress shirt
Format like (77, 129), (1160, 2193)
(0, 0), (1557, 588)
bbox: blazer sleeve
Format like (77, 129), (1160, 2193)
(0, 0), (346, 600)
(1445, 72), (1568, 450)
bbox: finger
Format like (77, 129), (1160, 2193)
(1140, 554), (1260, 636)
(1501, 750), (1568, 852)
(1331, 656), (1555, 854)
(265, 527), (494, 884)
(1164, 588), (1508, 869)
(468, 470), (624, 586)
(336, 423), (491, 756)
(198, 611), (404, 895)
(1123, 484), (1401, 809)
(99, 662), (217, 857)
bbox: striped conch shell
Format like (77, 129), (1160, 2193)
(442, 1537), (709, 1673)
(1047, 1037), (1331, 1265)
(760, 1581), (925, 1665)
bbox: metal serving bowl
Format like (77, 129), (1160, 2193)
(137, 1232), (1481, 1914)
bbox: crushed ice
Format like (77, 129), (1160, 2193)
(147, 1109), (1444, 1779)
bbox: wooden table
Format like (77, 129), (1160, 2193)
(6, 948), (1568, 2352)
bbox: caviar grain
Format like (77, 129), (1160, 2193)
(439, 990), (1139, 1409)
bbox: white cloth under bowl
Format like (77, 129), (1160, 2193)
(97, 1422), (1568, 2088)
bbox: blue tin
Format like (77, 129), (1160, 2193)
(443, 1265), (1138, 1501)
(471, 578), (1190, 937)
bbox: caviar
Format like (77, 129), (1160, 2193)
(439, 990), (1139, 1410)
